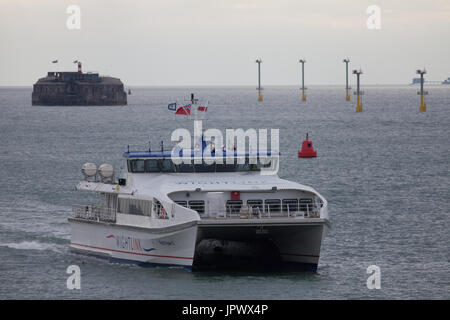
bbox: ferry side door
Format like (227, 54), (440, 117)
(207, 192), (225, 219)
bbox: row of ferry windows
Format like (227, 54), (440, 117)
(117, 198), (166, 219)
(174, 198), (315, 214)
(128, 158), (272, 173)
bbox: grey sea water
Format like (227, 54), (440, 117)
(0, 86), (449, 299)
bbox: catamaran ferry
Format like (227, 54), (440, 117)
(69, 106), (330, 272)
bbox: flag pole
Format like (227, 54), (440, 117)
(52, 60), (59, 73)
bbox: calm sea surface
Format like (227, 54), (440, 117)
(0, 86), (449, 299)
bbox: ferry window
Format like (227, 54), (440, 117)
(177, 163), (195, 173)
(247, 199), (263, 212)
(118, 198), (127, 214)
(144, 159), (160, 172)
(153, 199), (168, 219)
(141, 200), (152, 216)
(130, 199), (144, 215)
(265, 199), (281, 212)
(236, 158), (250, 171)
(188, 200), (205, 214)
(118, 198), (151, 216)
(317, 199), (324, 208)
(260, 160), (272, 168)
(175, 201), (187, 207)
(215, 163), (236, 172)
(226, 200), (243, 213)
(160, 159), (176, 172)
(194, 163), (215, 172)
(282, 199), (299, 212)
(299, 198), (313, 211)
(154, 199), (161, 212)
(129, 159), (145, 173)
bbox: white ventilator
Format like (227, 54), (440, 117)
(81, 163), (97, 178)
(98, 163), (114, 178)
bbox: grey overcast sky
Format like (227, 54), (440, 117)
(1, 0), (449, 86)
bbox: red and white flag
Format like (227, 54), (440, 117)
(175, 104), (191, 115)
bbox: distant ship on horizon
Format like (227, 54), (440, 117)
(411, 77), (450, 85)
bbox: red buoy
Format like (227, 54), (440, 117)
(298, 133), (317, 158)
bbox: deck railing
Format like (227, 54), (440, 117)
(72, 205), (116, 222)
(200, 203), (321, 220)
(72, 203), (321, 222)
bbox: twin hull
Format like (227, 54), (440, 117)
(69, 218), (326, 271)
(69, 219), (198, 267)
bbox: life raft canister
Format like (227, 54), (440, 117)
(298, 133), (317, 158)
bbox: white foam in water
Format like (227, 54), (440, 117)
(0, 241), (64, 253)
(0, 199), (71, 240)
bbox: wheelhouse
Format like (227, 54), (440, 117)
(124, 151), (279, 174)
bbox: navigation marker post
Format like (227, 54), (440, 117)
(343, 58), (351, 101)
(299, 59), (307, 102)
(256, 59), (263, 102)
(353, 69), (363, 112)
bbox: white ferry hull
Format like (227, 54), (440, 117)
(272, 224), (325, 270)
(196, 219), (327, 271)
(69, 218), (197, 268)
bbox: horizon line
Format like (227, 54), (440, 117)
(0, 83), (427, 88)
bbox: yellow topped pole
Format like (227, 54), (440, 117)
(416, 69), (427, 112)
(353, 69), (363, 112)
(420, 95), (426, 112)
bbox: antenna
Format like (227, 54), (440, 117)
(191, 93), (198, 105)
